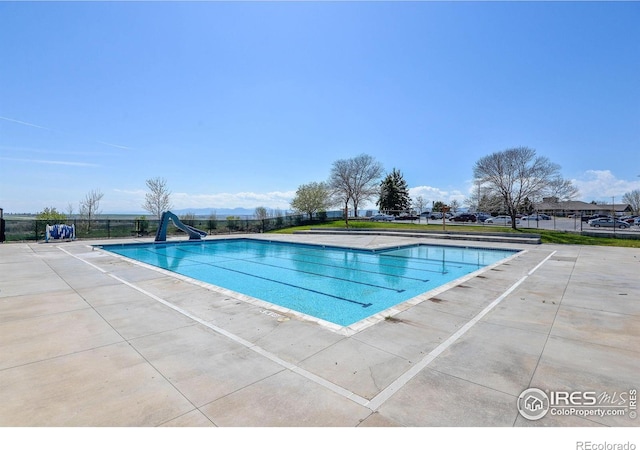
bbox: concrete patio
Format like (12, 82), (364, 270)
(0, 233), (638, 428)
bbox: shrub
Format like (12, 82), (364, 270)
(36, 207), (67, 222)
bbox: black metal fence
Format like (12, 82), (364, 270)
(1, 214), (332, 242)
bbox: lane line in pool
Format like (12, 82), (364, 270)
(170, 246), (425, 286)
(292, 244), (488, 268)
(364, 249), (557, 411)
(57, 246), (372, 407)
(259, 243), (468, 269)
(257, 249), (453, 274)
(230, 253), (435, 280)
(143, 246), (405, 296)
(196, 264), (377, 308)
(139, 249), (377, 307)
(168, 240), (451, 276)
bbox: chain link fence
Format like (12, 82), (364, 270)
(1, 213), (333, 242)
(3, 211), (637, 242)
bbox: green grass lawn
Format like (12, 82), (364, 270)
(269, 219), (640, 248)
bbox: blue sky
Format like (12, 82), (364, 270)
(1, 1), (639, 214)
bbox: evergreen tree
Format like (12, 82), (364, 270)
(376, 168), (410, 214)
(432, 201), (446, 212)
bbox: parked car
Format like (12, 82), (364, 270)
(396, 214), (419, 221)
(429, 212), (453, 220)
(588, 218), (630, 229)
(635, 218), (640, 227)
(581, 214), (610, 222)
(475, 212), (492, 223)
(450, 213), (477, 223)
(621, 215), (639, 224)
(485, 215), (520, 225)
(370, 214), (394, 222)
(522, 214), (551, 221)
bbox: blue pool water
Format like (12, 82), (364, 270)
(98, 239), (517, 327)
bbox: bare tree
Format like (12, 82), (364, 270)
(143, 177), (173, 219)
(547, 177), (579, 201)
(623, 189), (640, 214)
(450, 199), (461, 214)
(328, 158), (352, 216)
(254, 206), (268, 220)
(466, 184), (504, 213)
(180, 211), (196, 226)
(290, 182), (332, 220)
(207, 210), (218, 233)
(79, 189), (104, 232)
(413, 195), (426, 214)
(329, 154), (384, 217)
(473, 147), (572, 229)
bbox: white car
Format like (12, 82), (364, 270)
(485, 215), (520, 225)
(370, 214), (394, 222)
(588, 218), (630, 229)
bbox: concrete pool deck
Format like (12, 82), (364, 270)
(0, 233), (639, 427)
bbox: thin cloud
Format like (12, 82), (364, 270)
(0, 144), (113, 157)
(113, 188), (146, 195)
(171, 190), (296, 209)
(0, 116), (133, 151)
(0, 156), (99, 167)
(107, 189), (297, 211)
(96, 141), (133, 150)
(0, 116), (53, 131)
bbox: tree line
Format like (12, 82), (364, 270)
(34, 147), (640, 232)
(290, 147), (585, 230)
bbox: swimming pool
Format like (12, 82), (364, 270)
(98, 239), (517, 327)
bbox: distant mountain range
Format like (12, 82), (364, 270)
(171, 207), (292, 218)
(9, 207), (295, 219)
